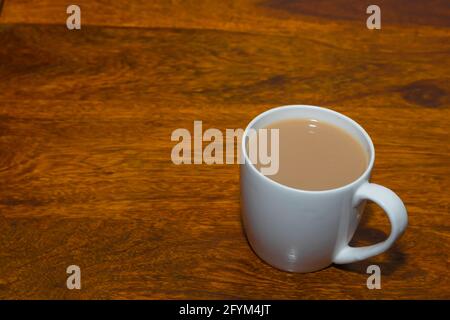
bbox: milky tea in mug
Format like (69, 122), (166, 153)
(254, 118), (369, 190)
(240, 105), (407, 273)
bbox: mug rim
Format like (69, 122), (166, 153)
(241, 105), (376, 194)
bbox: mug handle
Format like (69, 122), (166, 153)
(333, 183), (408, 264)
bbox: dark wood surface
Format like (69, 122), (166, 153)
(0, 0), (449, 299)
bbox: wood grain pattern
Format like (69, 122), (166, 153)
(0, 0), (449, 299)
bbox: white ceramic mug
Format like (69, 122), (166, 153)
(240, 105), (408, 272)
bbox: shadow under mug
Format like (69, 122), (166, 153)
(240, 105), (408, 272)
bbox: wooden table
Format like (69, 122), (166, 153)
(0, 0), (449, 299)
